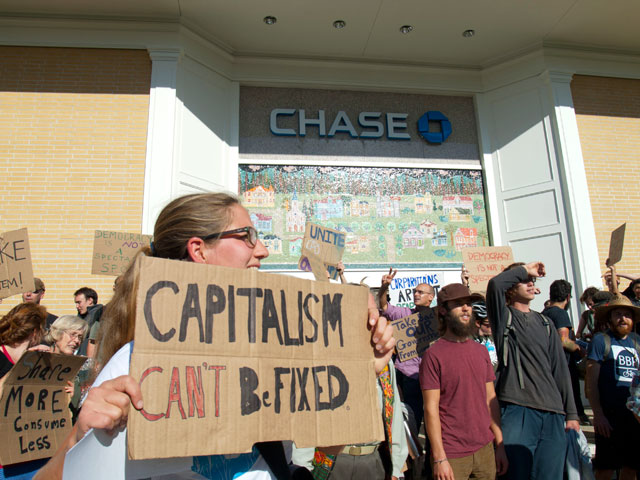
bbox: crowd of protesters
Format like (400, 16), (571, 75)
(0, 194), (638, 480)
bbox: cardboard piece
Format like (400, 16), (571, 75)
(387, 272), (443, 308)
(298, 223), (345, 281)
(92, 230), (152, 276)
(0, 228), (35, 299)
(607, 223), (626, 267)
(0, 352), (87, 465)
(462, 246), (514, 293)
(127, 256), (383, 460)
(391, 311), (440, 362)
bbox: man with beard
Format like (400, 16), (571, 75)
(587, 293), (640, 480)
(486, 262), (579, 480)
(420, 284), (508, 480)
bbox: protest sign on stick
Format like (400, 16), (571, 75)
(127, 256), (383, 459)
(606, 223), (626, 267)
(462, 246), (514, 293)
(0, 352), (86, 465)
(298, 223), (345, 281)
(391, 311), (440, 362)
(92, 230), (152, 276)
(0, 228), (34, 299)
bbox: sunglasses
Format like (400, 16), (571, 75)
(201, 226), (258, 248)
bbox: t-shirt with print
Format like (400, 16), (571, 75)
(588, 331), (640, 413)
(542, 306), (573, 362)
(419, 338), (495, 458)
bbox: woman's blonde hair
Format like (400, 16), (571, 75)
(44, 315), (88, 345)
(95, 192), (240, 367)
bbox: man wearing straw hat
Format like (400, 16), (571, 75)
(586, 291), (640, 480)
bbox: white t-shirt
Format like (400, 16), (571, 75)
(66, 342), (286, 480)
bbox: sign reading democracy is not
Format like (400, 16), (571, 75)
(391, 311), (440, 362)
(0, 228), (34, 299)
(299, 223), (345, 282)
(92, 230), (152, 276)
(0, 352), (86, 465)
(462, 246), (514, 293)
(127, 256), (383, 459)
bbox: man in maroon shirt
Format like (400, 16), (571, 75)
(420, 284), (508, 480)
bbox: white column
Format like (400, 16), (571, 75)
(141, 48), (182, 235)
(543, 70), (602, 293)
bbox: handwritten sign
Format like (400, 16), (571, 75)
(0, 228), (34, 299)
(607, 223), (626, 267)
(388, 272), (442, 308)
(391, 311), (440, 362)
(462, 246), (514, 292)
(127, 256), (383, 459)
(92, 230), (152, 276)
(0, 352), (86, 465)
(299, 223), (345, 281)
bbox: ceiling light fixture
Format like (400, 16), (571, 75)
(462, 29), (475, 38)
(333, 20), (346, 29)
(263, 16), (277, 25)
(399, 25), (413, 34)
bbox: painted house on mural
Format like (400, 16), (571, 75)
(432, 229), (448, 247)
(314, 197), (344, 221)
(250, 213), (273, 232)
(454, 227), (478, 251)
(261, 233), (282, 254)
(348, 199), (370, 217)
(403, 226), (425, 249)
(414, 193), (433, 214)
(443, 195), (473, 222)
(243, 185), (275, 207)
(419, 219), (438, 238)
(376, 195), (401, 217)
(286, 192), (306, 232)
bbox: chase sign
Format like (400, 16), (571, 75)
(270, 109), (451, 144)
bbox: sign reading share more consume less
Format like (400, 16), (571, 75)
(269, 109), (452, 143)
(127, 256), (383, 459)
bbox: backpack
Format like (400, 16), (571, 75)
(501, 307), (551, 390)
(597, 331), (640, 360)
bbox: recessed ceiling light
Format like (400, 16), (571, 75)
(263, 16), (277, 25)
(399, 25), (413, 34)
(462, 29), (475, 38)
(333, 20), (346, 29)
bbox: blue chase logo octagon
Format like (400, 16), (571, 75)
(417, 111), (452, 144)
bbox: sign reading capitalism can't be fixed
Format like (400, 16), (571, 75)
(270, 109), (452, 144)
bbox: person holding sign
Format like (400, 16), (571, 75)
(378, 268), (437, 435)
(35, 193), (395, 480)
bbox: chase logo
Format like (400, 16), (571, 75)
(417, 111), (451, 144)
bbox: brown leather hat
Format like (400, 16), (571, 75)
(594, 294), (640, 325)
(437, 283), (484, 308)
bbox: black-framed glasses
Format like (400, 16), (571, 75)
(201, 226), (258, 248)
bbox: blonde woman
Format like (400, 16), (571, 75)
(45, 315), (88, 355)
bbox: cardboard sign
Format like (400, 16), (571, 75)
(299, 223), (345, 281)
(607, 223), (626, 267)
(391, 310), (440, 362)
(0, 228), (35, 299)
(388, 272), (443, 308)
(128, 256), (383, 460)
(0, 352), (86, 465)
(462, 246), (514, 292)
(92, 230), (152, 276)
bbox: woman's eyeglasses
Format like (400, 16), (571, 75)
(201, 226), (258, 248)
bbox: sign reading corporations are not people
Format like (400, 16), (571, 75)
(0, 352), (86, 465)
(0, 228), (35, 299)
(127, 256), (383, 460)
(92, 230), (152, 276)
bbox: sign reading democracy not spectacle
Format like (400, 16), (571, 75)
(0, 352), (86, 465)
(127, 256), (383, 459)
(299, 223), (345, 281)
(92, 230), (152, 276)
(462, 246), (514, 292)
(0, 228), (34, 299)
(391, 311), (440, 362)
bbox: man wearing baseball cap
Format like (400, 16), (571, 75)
(22, 277), (57, 328)
(420, 284), (508, 480)
(587, 294), (640, 480)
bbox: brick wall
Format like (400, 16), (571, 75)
(571, 75), (640, 288)
(0, 47), (151, 316)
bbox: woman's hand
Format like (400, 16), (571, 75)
(367, 293), (395, 374)
(64, 380), (74, 395)
(76, 375), (143, 441)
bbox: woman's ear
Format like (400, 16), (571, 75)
(185, 237), (208, 264)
